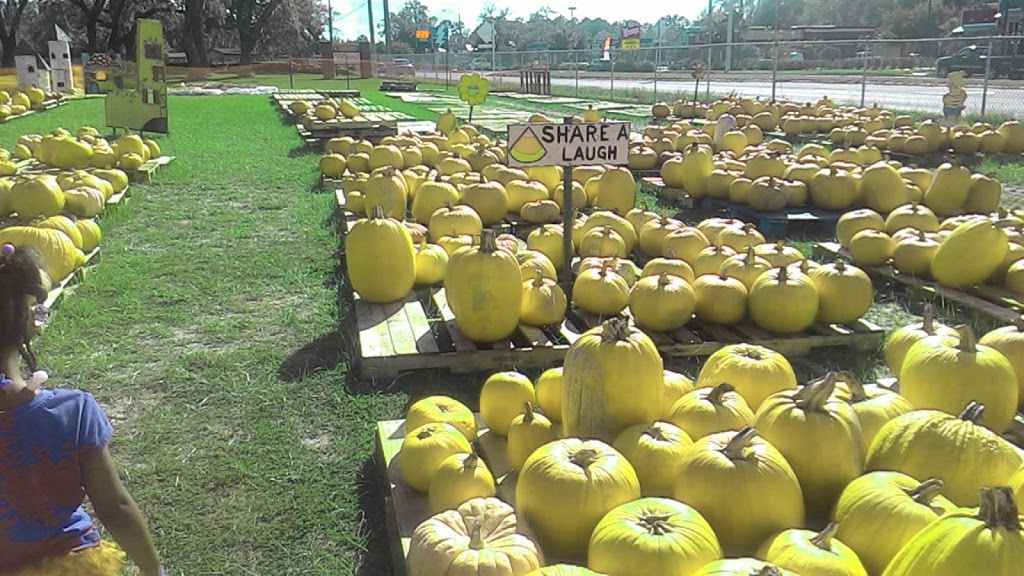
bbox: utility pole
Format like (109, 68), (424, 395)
(327, 0), (333, 46)
(706, 0), (713, 72)
(383, 0), (391, 50)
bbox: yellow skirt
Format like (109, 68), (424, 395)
(2, 541), (126, 576)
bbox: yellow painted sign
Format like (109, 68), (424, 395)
(105, 19), (168, 133)
(621, 38), (641, 50)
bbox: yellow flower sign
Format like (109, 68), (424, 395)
(458, 73), (489, 123)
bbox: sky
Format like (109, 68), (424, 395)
(330, 0), (709, 42)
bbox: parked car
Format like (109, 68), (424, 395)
(936, 42), (1024, 79)
(585, 59), (613, 71)
(468, 57), (493, 71)
(378, 58), (416, 76)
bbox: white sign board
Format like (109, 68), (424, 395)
(506, 121), (631, 167)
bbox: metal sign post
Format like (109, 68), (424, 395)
(560, 117), (575, 307)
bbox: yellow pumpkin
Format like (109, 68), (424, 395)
(412, 176), (460, 224)
(757, 523), (868, 576)
(837, 209), (885, 249)
(692, 558), (798, 576)
(832, 472), (957, 576)
(398, 423), (473, 492)
(849, 229), (895, 266)
(885, 203), (939, 234)
(696, 344), (796, 410)
(562, 318), (663, 442)
(507, 403), (559, 472)
(594, 167), (636, 215)
(535, 368), (563, 423)
(693, 244), (739, 277)
(518, 250), (557, 282)
(1013, 467), (1024, 503)
(663, 370), (695, 417)
(719, 247), (772, 290)
(584, 211), (638, 252)
(639, 216), (683, 256)
(613, 421), (694, 497)
(900, 325), (1018, 433)
(748, 266), (819, 334)
(363, 167), (408, 218)
(460, 181), (509, 225)
(480, 372), (535, 437)
(641, 255), (696, 284)
(414, 240), (449, 286)
(930, 217), (1010, 288)
(428, 203), (483, 242)
(520, 272), (567, 327)
(717, 223), (766, 254)
(526, 566), (603, 576)
(693, 273), (748, 325)
(588, 497), (723, 576)
(406, 396), (477, 441)
(629, 273), (696, 333)
(881, 487), (1024, 576)
(573, 265), (629, 316)
(662, 227), (711, 263)
(753, 241), (804, 268)
(428, 452), (497, 513)
(666, 384), (755, 441)
(891, 230), (939, 276)
(808, 260), (873, 324)
(755, 373), (865, 521)
(580, 226), (628, 259)
(345, 206), (415, 304)
(866, 403), (1023, 506)
(834, 376), (914, 456)
(698, 218), (744, 245)
(979, 321), (1024, 411)
(674, 427), (805, 556)
(516, 438), (641, 561)
(408, 497), (543, 575)
(884, 305), (959, 376)
(446, 230), (522, 342)
(528, 225), (567, 272)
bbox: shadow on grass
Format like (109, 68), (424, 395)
(355, 454), (395, 576)
(277, 329), (348, 381)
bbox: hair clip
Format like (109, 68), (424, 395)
(32, 304), (49, 328)
(0, 243), (14, 257)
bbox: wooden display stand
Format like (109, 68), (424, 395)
(519, 69), (551, 96)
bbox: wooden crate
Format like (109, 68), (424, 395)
(125, 155), (173, 184)
(701, 197), (843, 239)
(640, 177), (694, 209)
(813, 241), (1024, 324)
(43, 247), (101, 319)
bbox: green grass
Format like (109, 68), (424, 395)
(0, 96), (417, 574)
(978, 155), (1024, 188)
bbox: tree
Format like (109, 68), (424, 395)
(0, 0), (29, 67)
(180, 0), (209, 65)
(227, 0), (284, 64)
(64, 0), (106, 51)
(102, 0), (175, 54)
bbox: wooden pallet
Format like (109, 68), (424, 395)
(299, 125), (398, 149)
(376, 414), (515, 576)
(640, 177), (695, 209)
(43, 247), (101, 320)
(380, 81), (418, 92)
(125, 155), (173, 184)
(701, 197), (843, 238)
(813, 241), (1024, 324)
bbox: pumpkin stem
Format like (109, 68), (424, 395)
(809, 522), (840, 551)
(722, 425), (758, 460)
(468, 525), (485, 550)
(744, 246), (756, 263)
(922, 305), (937, 335)
(917, 229), (927, 242)
(795, 372), (837, 412)
(532, 270), (546, 287)
(600, 317), (630, 344)
(463, 452), (480, 469)
(840, 371), (869, 402)
(521, 402), (535, 424)
(370, 205), (385, 219)
(956, 325), (977, 354)
(977, 486), (1023, 530)
(755, 568), (784, 576)
(958, 401), (986, 423)
(1014, 316), (1024, 333)
(907, 478), (945, 505)
(835, 260), (847, 273)
(643, 424), (668, 442)
(479, 229), (498, 254)
(775, 240), (784, 252)
(777, 264), (789, 283)
(657, 272), (673, 288)
(666, 248), (677, 259)
(416, 426), (435, 440)
(707, 383), (734, 405)
(569, 448), (599, 469)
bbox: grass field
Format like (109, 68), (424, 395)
(2, 83), (1020, 574)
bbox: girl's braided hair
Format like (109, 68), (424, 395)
(0, 243), (48, 371)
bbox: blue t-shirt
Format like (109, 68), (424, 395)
(0, 388), (113, 570)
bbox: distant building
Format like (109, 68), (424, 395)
(953, 1), (1023, 36)
(14, 41), (51, 91)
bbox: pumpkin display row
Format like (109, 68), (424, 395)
(289, 97), (361, 126)
(396, 332), (1024, 575)
(5, 127), (159, 173)
(648, 134), (1000, 216)
(836, 206), (1024, 295)
(0, 87), (58, 119)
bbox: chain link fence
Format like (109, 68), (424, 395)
(375, 36), (1023, 120)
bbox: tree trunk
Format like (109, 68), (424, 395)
(184, 0), (209, 66)
(0, 31), (16, 68)
(239, 29), (255, 65)
(87, 21), (99, 52)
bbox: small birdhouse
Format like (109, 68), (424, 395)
(15, 41), (50, 91)
(48, 40), (73, 93)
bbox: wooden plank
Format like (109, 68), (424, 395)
(432, 287), (477, 353)
(518, 324), (552, 347)
(559, 319), (583, 345)
(354, 293), (396, 359)
(384, 299), (420, 356)
(404, 292), (440, 354)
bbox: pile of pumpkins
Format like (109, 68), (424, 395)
(0, 87), (54, 120)
(842, 118), (1024, 157)
(835, 201), (1024, 296)
(292, 97), (362, 127)
(396, 326), (1024, 576)
(652, 96), (917, 137)
(5, 127), (160, 172)
(640, 125), (1002, 216)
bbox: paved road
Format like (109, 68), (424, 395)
(480, 73), (1022, 117)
